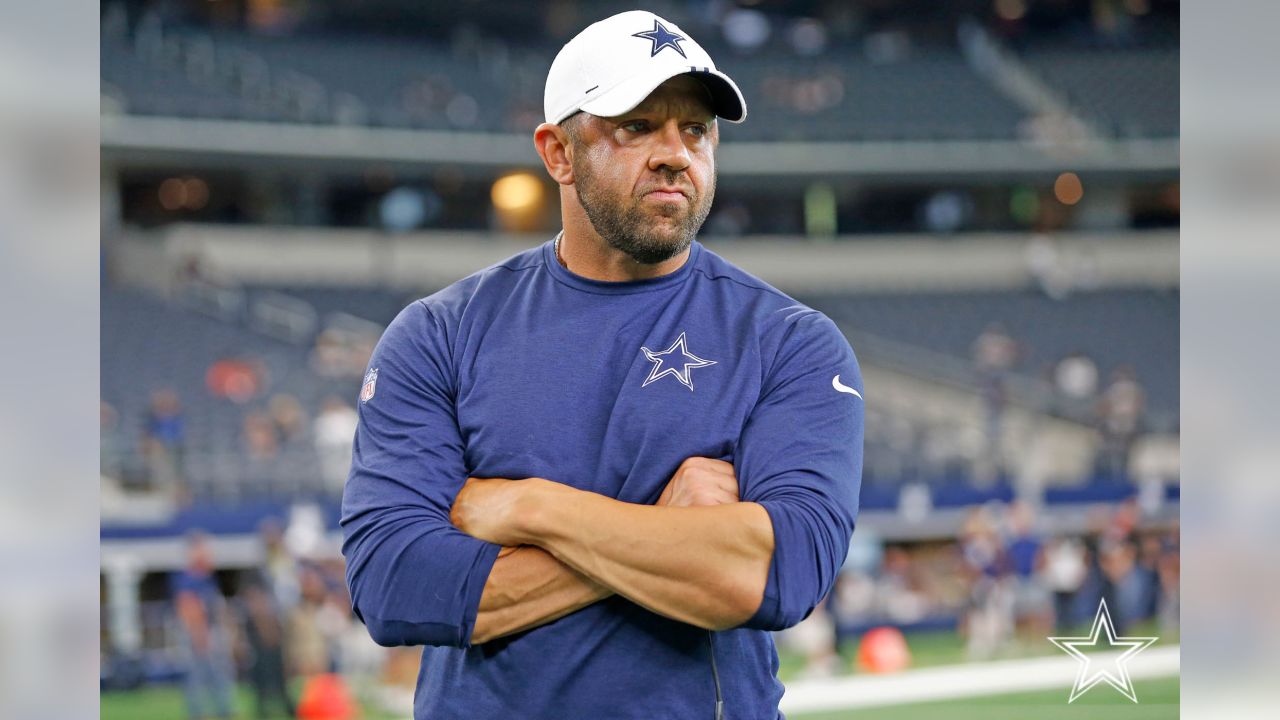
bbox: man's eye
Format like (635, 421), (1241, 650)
(686, 125), (707, 138)
(621, 121), (648, 132)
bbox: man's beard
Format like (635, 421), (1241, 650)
(572, 158), (715, 265)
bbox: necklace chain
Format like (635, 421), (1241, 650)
(554, 232), (567, 268)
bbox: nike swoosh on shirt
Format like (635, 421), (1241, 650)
(832, 375), (863, 399)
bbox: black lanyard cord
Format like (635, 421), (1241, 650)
(707, 630), (724, 720)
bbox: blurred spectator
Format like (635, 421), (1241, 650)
(286, 566), (332, 678)
(971, 323), (1021, 480)
(238, 573), (296, 720)
(1053, 351), (1099, 417)
(1004, 502), (1053, 639)
(1095, 366), (1146, 480)
(268, 393), (309, 447)
(1076, 506), (1115, 622)
(315, 576), (357, 678)
(1155, 528), (1180, 634)
(145, 388), (185, 449)
(959, 508), (1012, 660)
(315, 396), (359, 496)
(972, 322), (1020, 382)
(244, 412), (280, 460)
(260, 518), (301, 613)
(1099, 539), (1146, 634)
(1043, 536), (1088, 631)
(1136, 534), (1165, 622)
(876, 547), (930, 624)
(173, 533), (236, 720)
(142, 388), (185, 499)
(1104, 497), (1141, 545)
(830, 570), (878, 645)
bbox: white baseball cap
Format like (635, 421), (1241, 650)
(544, 10), (747, 125)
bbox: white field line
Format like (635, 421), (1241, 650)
(779, 645), (1180, 713)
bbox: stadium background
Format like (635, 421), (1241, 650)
(98, 0), (1179, 717)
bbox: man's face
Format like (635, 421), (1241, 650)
(567, 76), (718, 265)
(188, 538), (212, 574)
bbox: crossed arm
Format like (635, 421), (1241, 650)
(453, 458), (774, 643)
(344, 304), (861, 649)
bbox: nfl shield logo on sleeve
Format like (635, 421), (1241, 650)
(360, 368), (378, 403)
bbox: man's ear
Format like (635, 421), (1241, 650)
(534, 123), (575, 186)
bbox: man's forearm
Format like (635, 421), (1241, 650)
(521, 484), (774, 630)
(472, 545), (613, 644)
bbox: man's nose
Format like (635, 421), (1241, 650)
(648, 121), (691, 174)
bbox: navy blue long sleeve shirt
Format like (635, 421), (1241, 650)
(341, 239), (863, 719)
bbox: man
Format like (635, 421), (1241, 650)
(342, 10), (864, 719)
(238, 573), (296, 720)
(173, 532), (236, 720)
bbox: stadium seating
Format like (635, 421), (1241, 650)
(102, 287), (345, 500)
(102, 17), (1177, 143)
(725, 51), (1027, 141)
(799, 289), (1179, 422)
(1020, 48), (1179, 138)
(102, 280), (1176, 505)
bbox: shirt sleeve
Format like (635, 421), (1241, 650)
(340, 301), (502, 648)
(736, 310), (864, 631)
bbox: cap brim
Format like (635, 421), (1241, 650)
(577, 66), (747, 124)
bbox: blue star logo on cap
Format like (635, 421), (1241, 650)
(632, 19), (688, 58)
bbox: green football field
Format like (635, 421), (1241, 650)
(100, 675), (1180, 720)
(102, 626), (1179, 719)
(790, 675), (1179, 720)
(100, 682), (401, 720)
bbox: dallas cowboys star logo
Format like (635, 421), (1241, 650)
(1048, 598), (1159, 703)
(641, 332), (716, 391)
(632, 19), (688, 58)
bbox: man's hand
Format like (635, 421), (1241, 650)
(454, 457), (738, 544)
(451, 477), (549, 546)
(656, 457), (739, 508)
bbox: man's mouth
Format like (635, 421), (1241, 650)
(644, 189), (688, 202)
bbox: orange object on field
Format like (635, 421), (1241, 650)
(297, 673), (359, 720)
(856, 626), (912, 673)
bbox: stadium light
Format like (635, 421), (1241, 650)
(184, 178), (209, 210)
(491, 172), (543, 213)
(994, 0), (1027, 22)
(1054, 172), (1085, 206)
(158, 178), (186, 211)
(158, 176), (208, 211)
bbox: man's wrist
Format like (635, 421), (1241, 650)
(513, 478), (569, 546)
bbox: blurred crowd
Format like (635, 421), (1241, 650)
(972, 321), (1151, 480)
(166, 524), (386, 719)
(103, 387), (359, 505)
(861, 319), (1161, 498)
(781, 498), (1179, 677)
(139, 499), (1179, 712)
